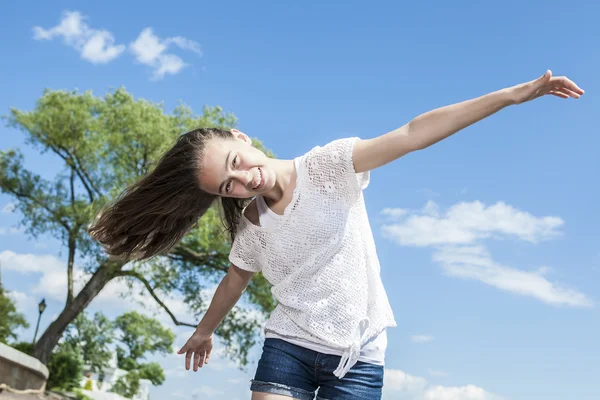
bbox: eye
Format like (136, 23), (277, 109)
(232, 155), (239, 168)
(226, 181), (232, 193)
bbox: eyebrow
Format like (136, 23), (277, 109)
(218, 150), (232, 194)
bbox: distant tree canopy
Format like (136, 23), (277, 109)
(0, 88), (275, 365)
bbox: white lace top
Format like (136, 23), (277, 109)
(229, 137), (397, 379)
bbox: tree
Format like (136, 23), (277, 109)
(60, 311), (114, 373)
(0, 283), (29, 344)
(114, 311), (174, 371)
(110, 311), (174, 397)
(0, 88), (275, 365)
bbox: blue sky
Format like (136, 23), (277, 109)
(1, 1), (598, 399)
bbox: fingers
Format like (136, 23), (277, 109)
(551, 76), (585, 96)
(185, 351), (193, 370)
(549, 86), (582, 99)
(549, 90), (570, 99)
(205, 349), (211, 364)
(194, 351), (209, 372)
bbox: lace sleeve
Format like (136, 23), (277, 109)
(304, 137), (370, 198)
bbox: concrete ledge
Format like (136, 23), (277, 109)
(0, 343), (49, 391)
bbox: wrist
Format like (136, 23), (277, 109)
(195, 321), (215, 336)
(498, 87), (519, 106)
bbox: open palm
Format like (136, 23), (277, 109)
(512, 70), (584, 104)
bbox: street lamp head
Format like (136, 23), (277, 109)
(38, 298), (46, 314)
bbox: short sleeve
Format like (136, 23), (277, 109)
(304, 137), (370, 196)
(228, 222), (262, 273)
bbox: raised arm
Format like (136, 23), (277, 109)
(178, 263), (254, 371)
(353, 70), (584, 173)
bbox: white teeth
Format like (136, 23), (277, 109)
(253, 168), (262, 190)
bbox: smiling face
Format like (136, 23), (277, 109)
(197, 130), (275, 199)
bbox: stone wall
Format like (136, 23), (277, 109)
(0, 343), (48, 392)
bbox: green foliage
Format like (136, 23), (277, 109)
(11, 341), (34, 356)
(46, 348), (84, 391)
(1, 87), (275, 366)
(112, 311), (173, 394)
(58, 310), (172, 395)
(0, 287), (29, 344)
(115, 311), (174, 366)
(111, 370), (141, 399)
(137, 362), (165, 386)
(60, 311), (114, 373)
(73, 389), (93, 400)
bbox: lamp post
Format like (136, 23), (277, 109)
(32, 298), (47, 345)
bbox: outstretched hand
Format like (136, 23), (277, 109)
(177, 330), (213, 372)
(511, 70), (584, 104)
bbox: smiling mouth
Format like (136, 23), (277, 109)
(252, 168), (264, 191)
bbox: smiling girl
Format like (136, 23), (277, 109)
(89, 70), (583, 400)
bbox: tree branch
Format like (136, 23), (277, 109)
(171, 246), (229, 273)
(115, 270), (198, 328)
(49, 142), (97, 203)
(8, 188), (71, 231)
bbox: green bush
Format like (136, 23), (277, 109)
(73, 389), (93, 400)
(46, 349), (84, 391)
(11, 341), (34, 356)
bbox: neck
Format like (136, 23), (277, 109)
(263, 158), (296, 202)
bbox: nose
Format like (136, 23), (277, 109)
(234, 170), (252, 186)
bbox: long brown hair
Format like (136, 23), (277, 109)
(88, 127), (250, 261)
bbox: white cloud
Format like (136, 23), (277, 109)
(2, 203), (15, 213)
(381, 201), (592, 308)
(424, 384), (504, 400)
(384, 369), (428, 399)
(129, 28), (201, 80)
(411, 335), (434, 344)
(434, 245), (592, 307)
(33, 11), (125, 64)
(381, 207), (409, 220)
(382, 201), (563, 247)
(383, 368), (503, 400)
(6, 291), (37, 314)
(33, 11), (201, 80)
(0, 250), (64, 274)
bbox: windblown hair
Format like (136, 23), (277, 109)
(88, 127), (250, 261)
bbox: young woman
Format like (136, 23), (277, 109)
(89, 70), (583, 400)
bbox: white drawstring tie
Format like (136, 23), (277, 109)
(333, 318), (370, 379)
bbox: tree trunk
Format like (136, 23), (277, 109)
(34, 262), (120, 364)
(66, 235), (76, 306)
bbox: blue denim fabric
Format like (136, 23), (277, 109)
(250, 338), (384, 400)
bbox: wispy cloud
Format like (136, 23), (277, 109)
(33, 11), (125, 64)
(33, 11), (202, 80)
(381, 201), (592, 307)
(411, 334), (434, 344)
(129, 28), (201, 80)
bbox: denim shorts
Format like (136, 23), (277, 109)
(250, 338), (384, 400)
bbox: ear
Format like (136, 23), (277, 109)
(230, 129), (252, 144)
